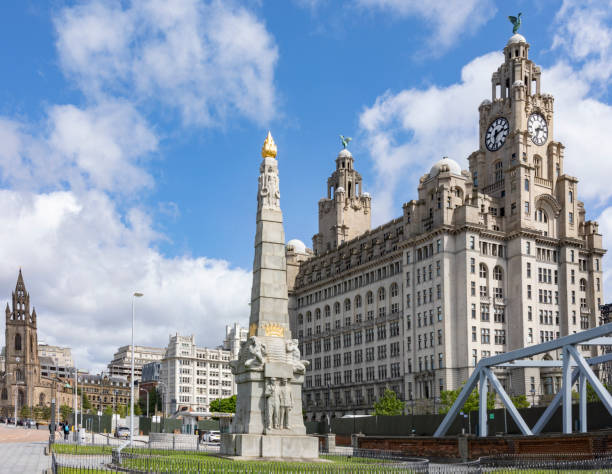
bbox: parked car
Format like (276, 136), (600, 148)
(115, 427), (130, 438)
(0, 416), (6, 423)
(204, 430), (220, 443)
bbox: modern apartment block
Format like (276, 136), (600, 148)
(287, 33), (605, 421)
(159, 334), (234, 414)
(107, 345), (165, 381)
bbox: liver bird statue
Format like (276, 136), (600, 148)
(508, 13), (522, 34)
(340, 135), (352, 149)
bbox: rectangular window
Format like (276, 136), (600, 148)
(524, 201), (530, 214)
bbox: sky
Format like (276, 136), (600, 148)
(1, 0), (612, 373)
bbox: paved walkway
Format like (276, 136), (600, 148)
(0, 442), (50, 473)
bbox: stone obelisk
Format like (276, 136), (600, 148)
(221, 132), (318, 459)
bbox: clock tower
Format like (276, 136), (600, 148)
(468, 32), (576, 239)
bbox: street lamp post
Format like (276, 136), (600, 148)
(130, 291), (143, 448)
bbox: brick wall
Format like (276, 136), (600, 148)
(357, 431), (612, 461)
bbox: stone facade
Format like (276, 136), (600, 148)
(288, 34), (605, 421)
(0, 270), (74, 418)
(78, 373), (130, 413)
(160, 333), (234, 414)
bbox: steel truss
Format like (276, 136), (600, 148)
(434, 323), (612, 437)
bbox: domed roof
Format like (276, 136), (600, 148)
(287, 239), (307, 254)
(507, 33), (526, 45)
(429, 157), (462, 178)
(362, 191), (371, 198)
(337, 149), (352, 158)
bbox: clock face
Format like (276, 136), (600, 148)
(485, 117), (509, 151)
(528, 113), (548, 146)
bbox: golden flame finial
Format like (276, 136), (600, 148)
(261, 131), (277, 158)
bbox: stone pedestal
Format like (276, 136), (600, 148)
(221, 433), (319, 460)
(323, 433), (336, 452)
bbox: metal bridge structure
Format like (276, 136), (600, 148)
(434, 323), (612, 437)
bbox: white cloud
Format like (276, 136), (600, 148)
(0, 189), (251, 373)
(355, 0), (496, 51)
(359, 52), (502, 223)
(552, 0), (612, 85)
(54, 0), (279, 126)
(0, 0), (281, 371)
(0, 102), (156, 195)
(545, 62), (612, 205)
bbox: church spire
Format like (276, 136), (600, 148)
(10, 269), (31, 322)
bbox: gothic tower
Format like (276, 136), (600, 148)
(4, 270), (40, 409)
(312, 148), (371, 255)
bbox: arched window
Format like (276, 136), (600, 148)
(534, 157), (541, 178)
(297, 314), (303, 324)
(495, 161), (503, 182)
(306, 311), (312, 323)
(355, 295), (362, 308)
(39, 393), (46, 406)
(366, 291), (373, 305)
(1, 388), (7, 400)
(569, 191), (573, 203)
(334, 302), (341, 314)
(15, 369), (23, 382)
(536, 209), (548, 223)
(580, 278), (587, 292)
(378, 287), (385, 301)
(344, 299), (351, 312)
(479, 263), (488, 279)
(315, 308), (321, 320)
(324, 305), (331, 317)
(390, 283), (399, 298)
(493, 266), (503, 281)
(14, 333), (21, 351)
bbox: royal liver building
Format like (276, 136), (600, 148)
(287, 32), (605, 421)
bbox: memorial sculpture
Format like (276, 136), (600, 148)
(220, 132), (318, 459)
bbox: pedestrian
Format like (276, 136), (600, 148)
(63, 422), (70, 441)
(36, 421), (39, 430)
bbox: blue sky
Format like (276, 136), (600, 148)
(1, 0), (611, 372)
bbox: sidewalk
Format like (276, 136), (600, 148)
(0, 442), (50, 474)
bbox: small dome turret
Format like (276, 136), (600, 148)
(429, 156), (462, 178)
(507, 33), (526, 45)
(287, 239), (307, 254)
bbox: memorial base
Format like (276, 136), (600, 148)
(221, 433), (319, 460)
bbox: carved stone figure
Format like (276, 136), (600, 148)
(279, 378), (293, 429)
(265, 378), (280, 430)
(244, 336), (266, 370)
(286, 339), (307, 374)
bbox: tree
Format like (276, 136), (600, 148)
(210, 395), (236, 413)
(20, 405), (31, 418)
(60, 404), (73, 422)
(510, 394), (530, 409)
(372, 389), (404, 416)
(77, 388), (92, 413)
(42, 406), (52, 420)
(102, 405), (114, 416)
(439, 386), (495, 414)
(138, 389), (160, 416)
(573, 382), (612, 403)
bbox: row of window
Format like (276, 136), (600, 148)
(298, 284), (401, 324)
(297, 261), (402, 307)
(303, 329), (401, 357)
(306, 363), (402, 387)
(407, 354), (444, 372)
